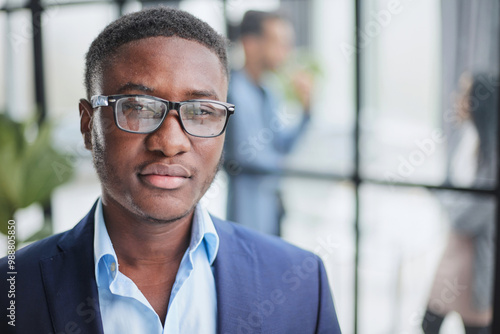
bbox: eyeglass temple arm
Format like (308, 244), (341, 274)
(91, 95), (109, 108)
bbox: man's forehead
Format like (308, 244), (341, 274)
(98, 36), (228, 98)
(103, 36), (227, 80)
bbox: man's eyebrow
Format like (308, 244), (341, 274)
(185, 89), (220, 100)
(116, 83), (154, 94)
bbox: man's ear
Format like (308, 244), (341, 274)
(79, 99), (94, 150)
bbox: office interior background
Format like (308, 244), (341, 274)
(0, 0), (499, 333)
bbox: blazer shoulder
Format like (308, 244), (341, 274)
(212, 217), (342, 334)
(0, 202), (96, 271)
(0, 231), (66, 271)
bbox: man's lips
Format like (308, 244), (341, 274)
(138, 163), (191, 189)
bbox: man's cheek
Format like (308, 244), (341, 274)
(93, 114), (117, 140)
(101, 117), (116, 135)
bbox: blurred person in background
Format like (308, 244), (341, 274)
(224, 10), (314, 235)
(422, 72), (498, 334)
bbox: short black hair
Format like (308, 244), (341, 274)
(84, 6), (229, 99)
(239, 10), (285, 37)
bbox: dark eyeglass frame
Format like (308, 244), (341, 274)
(90, 94), (235, 138)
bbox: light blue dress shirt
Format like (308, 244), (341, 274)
(93, 198), (219, 334)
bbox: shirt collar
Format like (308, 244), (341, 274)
(93, 198), (117, 287)
(190, 203), (219, 265)
(93, 198), (220, 285)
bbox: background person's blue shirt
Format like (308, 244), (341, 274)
(93, 198), (219, 334)
(225, 69), (310, 235)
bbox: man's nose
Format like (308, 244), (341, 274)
(144, 110), (191, 157)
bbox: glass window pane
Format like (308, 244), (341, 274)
(440, 0), (499, 190)
(5, 9), (35, 121)
(5, 0), (27, 7)
(180, 0), (227, 35)
(360, 0), (443, 185)
(281, 178), (355, 333)
(44, 3), (117, 119)
(360, 185), (495, 333)
(358, 1), (498, 332)
(361, 0), (499, 190)
(285, 0), (355, 175)
(121, 1), (142, 15)
(224, 0), (355, 176)
(225, 0), (280, 23)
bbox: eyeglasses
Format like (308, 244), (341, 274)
(91, 94), (235, 138)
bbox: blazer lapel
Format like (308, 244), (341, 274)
(40, 202), (104, 334)
(213, 218), (262, 334)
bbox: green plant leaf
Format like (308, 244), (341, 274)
(0, 114), (74, 238)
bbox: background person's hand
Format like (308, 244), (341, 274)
(291, 69), (315, 112)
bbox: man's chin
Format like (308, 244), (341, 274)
(133, 203), (195, 225)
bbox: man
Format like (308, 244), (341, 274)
(0, 7), (340, 334)
(225, 10), (313, 235)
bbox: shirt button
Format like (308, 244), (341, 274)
(110, 262), (116, 272)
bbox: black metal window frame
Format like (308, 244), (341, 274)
(1, 0), (499, 332)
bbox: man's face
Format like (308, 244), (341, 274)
(80, 36), (227, 223)
(261, 18), (294, 70)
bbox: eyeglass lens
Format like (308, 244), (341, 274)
(115, 96), (228, 137)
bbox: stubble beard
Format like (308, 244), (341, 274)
(90, 128), (224, 225)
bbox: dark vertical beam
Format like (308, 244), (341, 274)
(116, 0), (125, 17)
(354, 0), (362, 333)
(222, 0), (229, 36)
(29, 0), (53, 230)
(492, 3), (500, 329)
(29, 0), (46, 124)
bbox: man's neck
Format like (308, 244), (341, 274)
(101, 198), (193, 269)
(100, 197), (194, 326)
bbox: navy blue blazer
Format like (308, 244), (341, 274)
(1, 202), (341, 334)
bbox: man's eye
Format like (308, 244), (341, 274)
(197, 107), (214, 116)
(122, 103), (163, 118)
(122, 102), (144, 111)
(185, 107), (214, 117)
